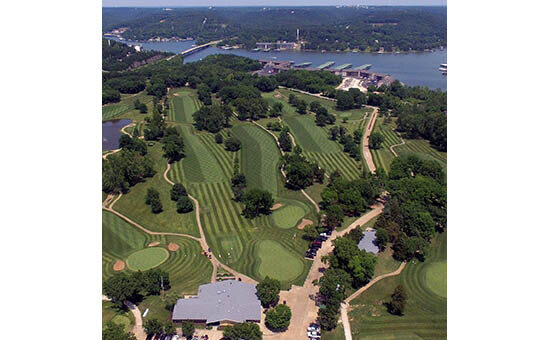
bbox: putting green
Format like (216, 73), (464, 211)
(127, 247), (170, 271)
(271, 205), (306, 229)
(425, 261), (447, 298)
(256, 240), (304, 282)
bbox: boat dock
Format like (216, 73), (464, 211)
(356, 64), (372, 70)
(294, 62), (312, 68)
(316, 61), (335, 69)
(333, 63), (353, 71)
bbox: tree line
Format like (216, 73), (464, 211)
(103, 7), (446, 52)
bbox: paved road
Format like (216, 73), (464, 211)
(362, 107), (379, 174)
(340, 262), (407, 340)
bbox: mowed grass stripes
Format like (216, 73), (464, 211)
(168, 88), (201, 123)
(168, 125), (226, 183)
(285, 114), (341, 153)
(102, 211), (212, 295)
(394, 139), (447, 169)
(232, 124), (281, 196)
(347, 231), (447, 340)
(305, 151), (361, 180)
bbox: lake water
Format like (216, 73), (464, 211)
(107, 37), (447, 90)
(103, 119), (132, 151)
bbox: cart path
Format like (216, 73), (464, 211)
(362, 107), (379, 174)
(389, 137), (406, 157)
(125, 301), (146, 340)
(340, 262), (407, 340)
(262, 202), (385, 340)
(163, 161), (258, 285)
(101, 296), (146, 340)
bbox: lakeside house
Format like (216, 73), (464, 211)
(171, 280), (261, 326)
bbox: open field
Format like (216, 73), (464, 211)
(345, 231), (447, 340)
(102, 91), (154, 122)
(168, 88), (201, 123)
(112, 143), (200, 236)
(102, 301), (134, 332)
(127, 247), (170, 271)
(102, 211), (212, 294)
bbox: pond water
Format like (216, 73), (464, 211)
(106, 37), (447, 91)
(102, 119), (132, 151)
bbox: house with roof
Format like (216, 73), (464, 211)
(358, 229), (379, 254)
(171, 280), (261, 326)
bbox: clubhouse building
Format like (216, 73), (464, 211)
(171, 280), (261, 326)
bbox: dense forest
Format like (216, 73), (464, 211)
(102, 6), (446, 52)
(102, 38), (172, 72)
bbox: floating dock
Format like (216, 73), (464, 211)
(316, 61), (335, 69)
(333, 63), (352, 71)
(294, 62), (312, 68)
(356, 64), (372, 70)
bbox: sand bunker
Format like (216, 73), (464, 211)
(148, 241), (160, 247)
(271, 203), (283, 210)
(297, 219), (313, 230)
(167, 243), (179, 251)
(113, 260), (125, 271)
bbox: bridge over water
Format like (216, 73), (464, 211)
(167, 40), (223, 61)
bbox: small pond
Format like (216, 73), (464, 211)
(102, 119), (132, 151)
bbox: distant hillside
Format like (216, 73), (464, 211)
(102, 6), (446, 52)
(102, 38), (172, 72)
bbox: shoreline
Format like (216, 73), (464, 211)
(103, 34), (446, 55)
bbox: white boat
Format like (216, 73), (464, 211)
(440, 63), (447, 68)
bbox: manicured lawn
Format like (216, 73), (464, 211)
(256, 240), (305, 282)
(102, 91), (154, 122)
(168, 88), (201, 123)
(394, 139), (447, 170)
(102, 211), (212, 294)
(278, 88), (366, 120)
(424, 261), (447, 298)
(232, 123), (281, 196)
(169, 125), (227, 183)
(347, 231), (447, 340)
(113, 143), (200, 236)
(102, 301), (134, 332)
(127, 247), (170, 271)
(271, 204), (307, 229)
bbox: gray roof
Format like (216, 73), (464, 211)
(357, 230), (379, 254)
(172, 280), (261, 324)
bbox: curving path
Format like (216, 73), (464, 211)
(362, 107), (379, 174)
(340, 262), (407, 340)
(102, 296), (146, 340)
(162, 162), (258, 285)
(262, 202), (385, 340)
(389, 137), (406, 157)
(252, 120), (320, 213)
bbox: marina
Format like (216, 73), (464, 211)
(105, 36), (447, 90)
(316, 61), (335, 69)
(294, 62), (312, 68)
(333, 63), (353, 71)
(356, 64), (373, 70)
